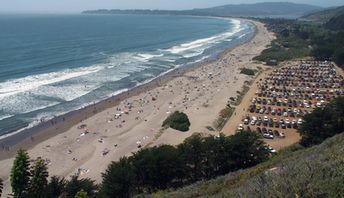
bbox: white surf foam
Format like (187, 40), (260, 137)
(0, 114), (13, 121)
(135, 53), (164, 62)
(0, 65), (104, 99)
(163, 19), (243, 57)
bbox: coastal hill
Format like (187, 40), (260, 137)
(146, 133), (344, 197)
(301, 5), (344, 22)
(326, 12), (344, 30)
(82, 2), (321, 18)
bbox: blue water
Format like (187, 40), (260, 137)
(0, 14), (254, 136)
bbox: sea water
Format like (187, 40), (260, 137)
(0, 14), (255, 137)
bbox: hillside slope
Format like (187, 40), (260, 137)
(191, 2), (321, 18)
(83, 2), (321, 18)
(142, 133), (344, 197)
(302, 5), (344, 22)
(326, 12), (344, 30)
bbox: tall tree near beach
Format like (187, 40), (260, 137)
(64, 175), (98, 197)
(0, 178), (3, 197)
(74, 189), (89, 198)
(46, 176), (66, 198)
(299, 97), (344, 146)
(28, 158), (49, 198)
(101, 157), (136, 198)
(10, 149), (31, 198)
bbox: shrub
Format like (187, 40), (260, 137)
(240, 68), (255, 76)
(299, 97), (344, 147)
(162, 111), (191, 132)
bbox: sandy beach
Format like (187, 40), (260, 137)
(0, 20), (274, 194)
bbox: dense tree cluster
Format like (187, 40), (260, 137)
(6, 132), (268, 198)
(255, 17), (344, 68)
(299, 97), (344, 147)
(0, 178), (3, 197)
(9, 150), (97, 198)
(100, 131), (269, 197)
(162, 111), (191, 132)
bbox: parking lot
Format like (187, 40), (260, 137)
(235, 61), (344, 150)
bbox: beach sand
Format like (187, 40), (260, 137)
(0, 20), (274, 194)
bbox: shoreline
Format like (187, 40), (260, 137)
(0, 19), (275, 196)
(0, 18), (256, 160)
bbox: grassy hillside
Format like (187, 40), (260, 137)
(302, 5), (344, 22)
(83, 2), (321, 18)
(192, 2), (321, 18)
(140, 133), (344, 197)
(326, 12), (344, 30)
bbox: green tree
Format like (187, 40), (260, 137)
(133, 145), (185, 192)
(334, 48), (344, 67)
(28, 158), (49, 198)
(101, 157), (136, 198)
(46, 176), (66, 198)
(300, 97), (344, 146)
(162, 111), (191, 132)
(177, 134), (205, 182)
(64, 175), (97, 197)
(0, 178), (3, 197)
(225, 131), (269, 170)
(74, 189), (89, 198)
(10, 149), (31, 198)
(200, 134), (229, 178)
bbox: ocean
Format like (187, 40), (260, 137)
(0, 14), (255, 137)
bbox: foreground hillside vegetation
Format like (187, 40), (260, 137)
(144, 132), (344, 198)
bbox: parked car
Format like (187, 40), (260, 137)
(263, 133), (274, 139)
(244, 119), (249, 125)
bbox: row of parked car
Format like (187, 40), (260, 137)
(236, 61), (343, 153)
(252, 97), (319, 108)
(244, 115), (303, 129)
(249, 104), (312, 118)
(256, 127), (285, 139)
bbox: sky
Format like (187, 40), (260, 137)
(0, 0), (343, 14)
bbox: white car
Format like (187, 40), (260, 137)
(263, 116), (269, 122)
(268, 146), (277, 153)
(297, 119), (303, 125)
(244, 119), (249, 125)
(285, 119), (290, 125)
(237, 124), (244, 131)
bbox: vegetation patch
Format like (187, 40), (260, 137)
(151, 133), (344, 198)
(103, 131), (269, 197)
(162, 111), (191, 132)
(231, 85), (250, 106)
(213, 105), (235, 131)
(299, 97), (344, 147)
(254, 18), (344, 68)
(240, 68), (256, 76)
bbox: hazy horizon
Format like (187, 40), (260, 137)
(0, 0), (343, 14)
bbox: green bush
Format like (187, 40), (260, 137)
(299, 97), (344, 147)
(240, 68), (255, 76)
(162, 111), (191, 132)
